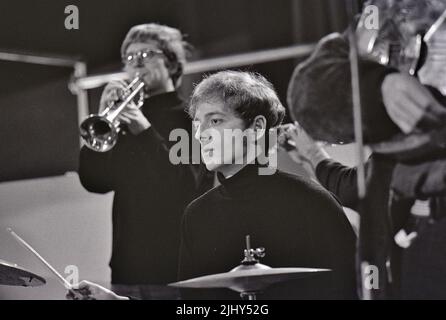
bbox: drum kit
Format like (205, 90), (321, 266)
(2, 232), (330, 300)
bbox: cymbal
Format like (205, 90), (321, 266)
(170, 264), (331, 293)
(0, 259), (46, 287)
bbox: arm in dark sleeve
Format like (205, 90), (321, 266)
(315, 158), (360, 210)
(299, 181), (358, 298)
(288, 32), (400, 144)
(78, 125), (181, 194)
(78, 146), (114, 194)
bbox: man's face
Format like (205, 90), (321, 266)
(193, 101), (257, 173)
(123, 41), (172, 92)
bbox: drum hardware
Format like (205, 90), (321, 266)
(170, 235), (331, 300)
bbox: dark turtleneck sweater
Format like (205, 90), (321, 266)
(79, 91), (207, 285)
(178, 164), (358, 299)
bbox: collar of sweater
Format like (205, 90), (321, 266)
(216, 162), (272, 198)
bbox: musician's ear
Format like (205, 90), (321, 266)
(251, 115), (267, 140)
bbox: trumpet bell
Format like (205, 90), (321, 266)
(79, 76), (145, 152)
(80, 114), (118, 152)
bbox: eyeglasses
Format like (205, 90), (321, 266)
(122, 49), (164, 65)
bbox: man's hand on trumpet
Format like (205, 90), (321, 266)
(117, 104), (151, 135)
(66, 280), (129, 300)
(100, 81), (151, 136)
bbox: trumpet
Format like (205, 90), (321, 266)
(80, 77), (145, 152)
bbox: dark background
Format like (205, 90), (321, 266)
(0, 0), (354, 182)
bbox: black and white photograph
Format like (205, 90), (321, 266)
(1, 0), (446, 307)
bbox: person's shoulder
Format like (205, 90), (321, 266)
(271, 171), (347, 222)
(166, 91), (187, 111)
(170, 100), (188, 114)
(271, 170), (338, 200)
(160, 94), (191, 132)
(271, 169), (317, 188)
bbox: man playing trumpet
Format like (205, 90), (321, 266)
(78, 23), (205, 300)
